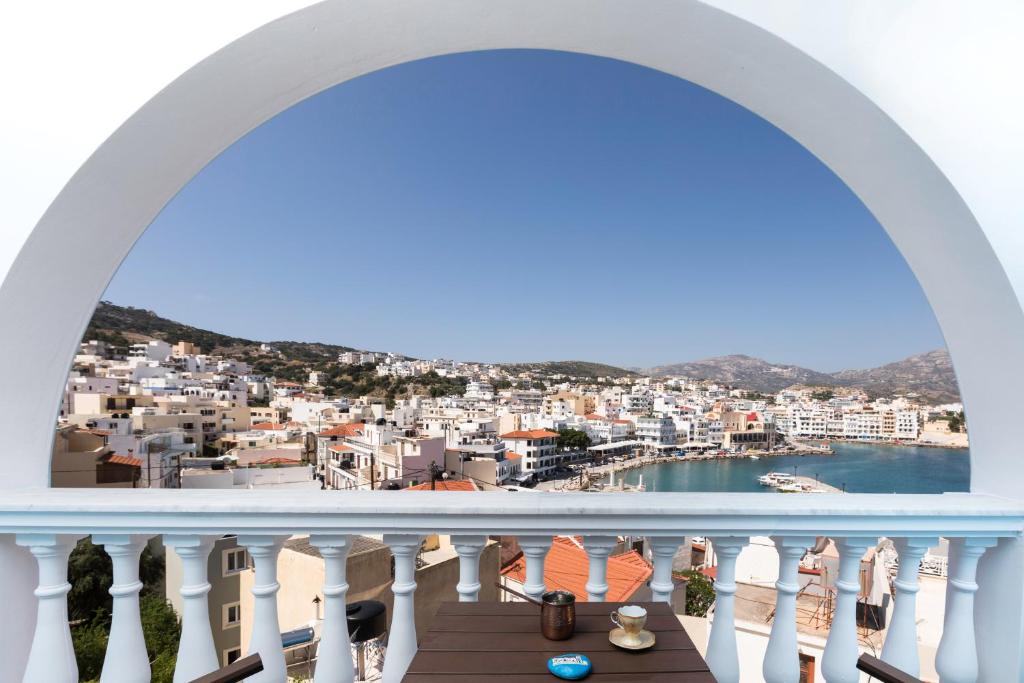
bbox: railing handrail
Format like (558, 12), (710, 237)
(1, 489), (1021, 538)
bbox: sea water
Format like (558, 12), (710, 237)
(605, 442), (969, 493)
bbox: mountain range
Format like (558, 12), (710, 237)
(642, 350), (959, 403)
(84, 301), (960, 402)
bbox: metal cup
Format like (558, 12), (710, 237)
(541, 590), (576, 640)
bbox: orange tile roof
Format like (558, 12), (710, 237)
(328, 444), (354, 453)
(405, 480), (478, 491)
(318, 424), (364, 437)
(583, 413), (606, 421)
(501, 537), (652, 602)
(106, 454), (143, 467)
(252, 422), (287, 430)
(505, 452), (523, 460)
(500, 429), (559, 439)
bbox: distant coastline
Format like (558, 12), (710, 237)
(820, 438), (968, 451)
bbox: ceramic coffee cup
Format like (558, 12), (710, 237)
(610, 605), (647, 644)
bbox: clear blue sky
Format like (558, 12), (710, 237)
(105, 49), (944, 372)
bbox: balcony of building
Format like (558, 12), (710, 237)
(2, 488), (1022, 682)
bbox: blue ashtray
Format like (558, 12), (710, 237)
(547, 653), (592, 680)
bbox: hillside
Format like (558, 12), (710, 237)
(644, 355), (837, 393)
(500, 360), (638, 380)
(830, 349), (958, 404)
(644, 350), (960, 403)
(84, 301), (959, 403)
(81, 302), (459, 402)
(85, 301), (356, 357)
(85, 301), (258, 352)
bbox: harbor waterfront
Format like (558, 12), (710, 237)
(602, 442), (969, 493)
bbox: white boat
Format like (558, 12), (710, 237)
(758, 472), (794, 487)
(750, 455), (760, 460)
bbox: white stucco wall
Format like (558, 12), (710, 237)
(1, 3), (1023, 679)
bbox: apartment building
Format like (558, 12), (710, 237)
(621, 392), (653, 414)
(128, 339), (172, 361)
(543, 391), (594, 417)
(843, 411), (884, 441)
(635, 416), (677, 448)
(500, 429), (559, 477)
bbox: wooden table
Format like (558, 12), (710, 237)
(402, 601), (716, 682)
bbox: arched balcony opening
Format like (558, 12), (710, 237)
(2, 2), (1022, 681)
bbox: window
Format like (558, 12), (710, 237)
(224, 648), (242, 666)
(222, 602), (241, 628)
(222, 548), (248, 576)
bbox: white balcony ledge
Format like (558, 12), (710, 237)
(5, 488), (1023, 682)
(1, 489), (1021, 537)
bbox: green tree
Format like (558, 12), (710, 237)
(72, 618), (109, 682)
(142, 594), (183, 683)
(556, 428), (592, 451)
(68, 538), (163, 623)
(680, 570), (716, 617)
(810, 389), (835, 401)
(69, 538), (180, 682)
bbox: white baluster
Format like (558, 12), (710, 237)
(239, 535), (288, 683)
(881, 537), (936, 677)
(763, 535), (814, 683)
(936, 537), (996, 683)
(164, 535), (219, 683)
(649, 537), (685, 604)
(311, 535), (354, 683)
(519, 536), (553, 602)
(584, 536), (617, 602)
(706, 536), (748, 683)
(16, 533), (84, 683)
(381, 534), (424, 683)
(821, 538), (869, 683)
(94, 534), (151, 683)
(452, 535), (487, 602)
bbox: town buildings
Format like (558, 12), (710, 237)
(55, 336), (954, 496)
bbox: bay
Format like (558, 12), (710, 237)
(605, 442), (970, 493)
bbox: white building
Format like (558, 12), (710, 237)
(843, 412), (884, 441)
(622, 393), (653, 414)
(128, 340), (172, 362)
(500, 429), (558, 477)
(635, 416), (677, 448)
(465, 381), (494, 400)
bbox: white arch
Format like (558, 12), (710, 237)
(3, 3), (1024, 680)
(0, 0), (1022, 499)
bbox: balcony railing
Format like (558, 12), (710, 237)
(2, 489), (1023, 683)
